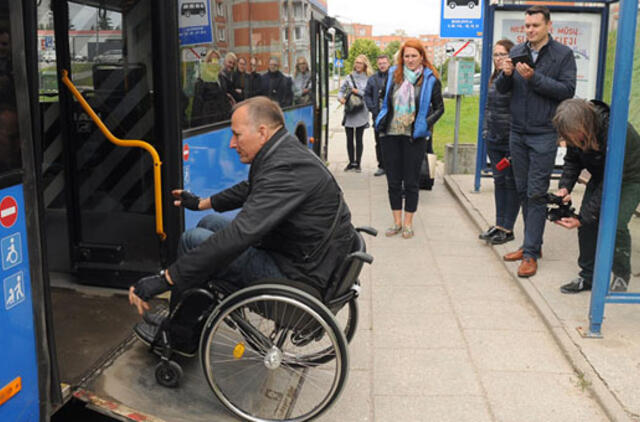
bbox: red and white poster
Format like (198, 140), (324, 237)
(0, 196), (18, 229)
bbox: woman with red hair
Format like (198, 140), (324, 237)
(375, 39), (444, 238)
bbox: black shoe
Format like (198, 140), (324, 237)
(143, 306), (170, 326)
(374, 168), (385, 176)
(560, 277), (592, 294)
(610, 275), (629, 292)
(354, 164), (362, 173)
(344, 163), (355, 172)
(490, 230), (515, 245)
(134, 321), (160, 344)
(479, 226), (499, 241)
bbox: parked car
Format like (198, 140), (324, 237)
(448, 0), (479, 9)
(94, 49), (124, 64)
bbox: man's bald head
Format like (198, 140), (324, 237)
(231, 96), (285, 131)
(229, 97), (285, 163)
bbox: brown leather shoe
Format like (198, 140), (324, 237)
(503, 248), (523, 261)
(518, 258), (537, 278)
(504, 249), (542, 262)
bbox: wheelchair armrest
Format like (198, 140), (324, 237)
(356, 226), (378, 237)
(350, 251), (373, 264)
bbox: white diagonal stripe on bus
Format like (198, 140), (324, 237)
(44, 172), (65, 208)
(42, 134), (62, 174)
(77, 108), (154, 207)
(104, 152), (152, 209)
(43, 102), (60, 133)
(76, 82), (149, 169)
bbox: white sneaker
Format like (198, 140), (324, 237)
(610, 275), (629, 292)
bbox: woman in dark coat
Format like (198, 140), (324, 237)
(478, 39), (520, 245)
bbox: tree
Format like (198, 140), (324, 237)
(383, 41), (401, 64)
(345, 39), (381, 74)
(98, 15), (113, 30)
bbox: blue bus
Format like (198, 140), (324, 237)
(0, 0), (347, 420)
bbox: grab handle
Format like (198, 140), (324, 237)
(61, 70), (166, 241)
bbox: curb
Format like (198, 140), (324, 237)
(443, 174), (633, 422)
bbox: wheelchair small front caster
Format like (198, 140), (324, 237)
(155, 360), (183, 388)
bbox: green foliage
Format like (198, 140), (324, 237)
(432, 95), (480, 159)
(603, 26), (640, 128)
(383, 41), (401, 63)
(345, 39), (381, 74)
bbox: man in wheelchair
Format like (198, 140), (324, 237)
(128, 96), (356, 355)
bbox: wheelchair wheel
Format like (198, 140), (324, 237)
(199, 284), (348, 422)
(155, 360), (183, 388)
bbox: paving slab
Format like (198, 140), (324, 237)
(446, 174), (637, 421)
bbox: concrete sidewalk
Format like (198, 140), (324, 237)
(445, 174), (640, 422)
(319, 97), (608, 421)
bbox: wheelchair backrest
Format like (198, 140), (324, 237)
(324, 230), (367, 302)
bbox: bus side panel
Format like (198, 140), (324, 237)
(181, 106), (315, 230)
(0, 184), (40, 421)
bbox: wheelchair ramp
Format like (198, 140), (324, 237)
(74, 338), (305, 421)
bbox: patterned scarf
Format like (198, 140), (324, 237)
(393, 65), (423, 127)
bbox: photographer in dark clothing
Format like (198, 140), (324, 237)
(364, 55), (391, 176)
(129, 97), (355, 347)
(552, 99), (640, 293)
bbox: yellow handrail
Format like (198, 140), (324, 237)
(61, 70), (167, 241)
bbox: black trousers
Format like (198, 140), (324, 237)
(345, 126), (365, 165)
(381, 135), (426, 213)
(374, 130), (384, 169)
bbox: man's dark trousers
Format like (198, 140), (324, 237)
(510, 131), (557, 259)
(374, 130), (384, 169)
(577, 182), (640, 284)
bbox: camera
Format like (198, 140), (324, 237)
(541, 193), (577, 222)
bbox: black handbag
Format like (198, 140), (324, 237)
(344, 75), (364, 114)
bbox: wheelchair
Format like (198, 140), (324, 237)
(143, 226), (376, 422)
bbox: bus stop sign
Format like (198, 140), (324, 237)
(440, 0), (484, 38)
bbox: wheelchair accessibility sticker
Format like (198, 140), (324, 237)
(1, 232), (22, 271)
(4, 271), (25, 310)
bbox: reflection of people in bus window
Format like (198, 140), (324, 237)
(233, 57), (248, 101)
(219, 52), (241, 104)
(190, 49), (232, 126)
(259, 57), (293, 107)
(246, 57), (261, 98)
(293, 57), (312, 105)
(0, 105), (21, 172)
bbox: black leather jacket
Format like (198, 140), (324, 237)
(559, 100), (640, 225)
(169, 128), (355, 290)
(364, 70), (388, 119)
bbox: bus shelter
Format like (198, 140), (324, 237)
(473, 0), (639, 336)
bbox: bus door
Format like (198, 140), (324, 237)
(38, 0), (182, 287)
(311, 17), (347, 161)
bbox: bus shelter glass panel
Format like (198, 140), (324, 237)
(179, 0), (313, 129)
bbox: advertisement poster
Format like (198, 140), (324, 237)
(493, 11), (602, 99)
(178, 0), (213, 46)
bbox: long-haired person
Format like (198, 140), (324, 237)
(293, 56), (312, 104)
(375, 39), (444, 238)
(552, 99), (640, 293)
(338, 54), (372, 172)
(479, 39), (519, 245)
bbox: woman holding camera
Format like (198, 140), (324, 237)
(375, 39), (444, 239)
(479, 39), (519, 245)
(553, 98), (640, 293)
(338, 55), (372, 172)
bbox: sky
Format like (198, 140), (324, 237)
(328, 0), (443, 36)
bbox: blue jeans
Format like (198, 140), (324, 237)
(509, 131), (557, 259)
(487, 145), (519, 231)
(172, 214), (284, 308)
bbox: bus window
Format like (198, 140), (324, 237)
(0, 21), (20, 173)
(179, 1), (313, 129)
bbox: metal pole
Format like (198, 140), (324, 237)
(453, 94), (462, 174)
(587, 0), (638, 336)
(474, 1), (494, 192)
